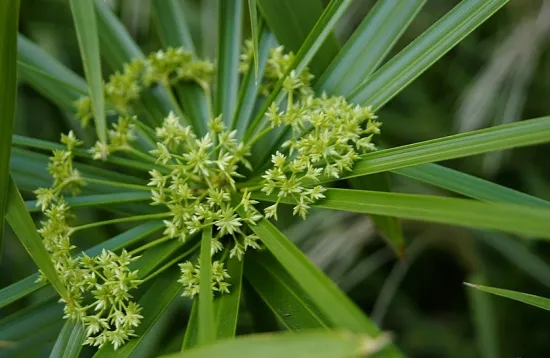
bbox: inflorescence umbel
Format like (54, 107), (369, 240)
(34, 44), (380, 349)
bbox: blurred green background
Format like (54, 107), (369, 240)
(4, 0), (550, 357)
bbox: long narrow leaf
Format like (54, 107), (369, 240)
(5, 177), (68, 299)
(151, 0), (195, 51)
(339, 116), (550, 181)
(256, 0), (339, 75)
(252, 189), (550, 240)
(237, 209), (402, 357)
(214, 256), (244, 339)
(317, 0), (426, 95)
(216, 0), (242, 125)
(162, 330), (391, 358)
(49, 320), (85, 358)
(349, 0), (510, 109)
(198, 226), (215, 346)
(395, 163), (550, 209)
(465, 283), (550, 312)
(70, 0), (106, 143)
(245, 250), (330, 331)
(247, 0), (259, 80)
(0, 0), (19, 249)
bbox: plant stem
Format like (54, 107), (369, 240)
(130, 235), (172, 255)
(165, 84), (191, 126)
(71, 212), (171, 232)
(83, 177), (152, 191)
(247, 125), (272, 147)
(141, 241), (201, 283)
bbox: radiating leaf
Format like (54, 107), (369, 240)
(5, 177), (68, 299)
(232, 26), (274, 134)
(245, 250), (330, 330)
(181, 300), (199, 351)
(0, 0), (19, 252)
(247, 0), (259, 80)
(465, 283), (550, 311)
(197, 225), (215, 346)
(162, 330), (391, 358)
(317, 0), (426, 95)
(216, 0), (242, 125)
(237, 210), (402, 357)
(252, 189), (550, 240)
(17, 35), (87, 112)
(151, 0), (195, 51)
(70, 0), (107, 143)
(349, 0), (510, 109)
(25, 192), (150, 213)
(257, 0), (339, 75)
(338, 116), (550, 181)
(395, 163), (550, 209)
(466, 274), (499, 358)
(0, 298), (61, 341)
(49, 320), (85, 358)
(214, 256), (244, 339)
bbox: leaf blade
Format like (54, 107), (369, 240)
(198, 225), (215, 346)
(0, 0), (19, 252)
(49, 320), (85, 358)
(70, 0), (107, 142)
(5, 177), (68, 299)
(317, 0), (426, 95)
(349, 0), (510, 109)
(465, 283), (550, 312)
(214, 256), (244, 339)
(252, 189), (550, 240)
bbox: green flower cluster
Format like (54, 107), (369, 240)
(34, 135), (143, 349)
(178, 260), (231, 298)
(262, 95), (381, 219)
(75, 47), (214, 126)
(148, 112), (262, 265)
(239, 41), (313, 98)
(90, 116), (136, 161)
(32, 42), (381, 351)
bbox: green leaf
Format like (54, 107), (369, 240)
(395, 163), (550, 209)
(94, 267), (182, 357)
(17, 35), (87, 111)
(0, 221), (163, 309)
(216, 0), (242, 125)
(70, 0), (107, 143)
(466, 274), (499, 358)
(0, 298), (61, 341)
(317, 0), (426, 95)
(245, 250), (330, 331)
(214, 256), (244, 339)
(162, 330), (391, 358)
(198, 225), (215, 346)
(49, 320), (85, 358)
(133, 239), (184, 278)
(257, 0), (339, 75)
(0, 0), (19, 252)
(232, 26), (275, 134)
(242, 279), (280, 333)
(339, 116), (550, 181)
(349, 175), (404, 257)
(349, 0), (510, 109)
(25, 192), (151, 213)
(5, 177), (68, 299)
(247, 0), (259, 80)
(252, 189), (550, 240)
(182, 300), (199, 351)
(465, 283), (550, 312)
(237, 210), (402, 357)
(151, 0), (195, 51)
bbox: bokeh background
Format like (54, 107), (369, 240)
(3, 0), (550, 357)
